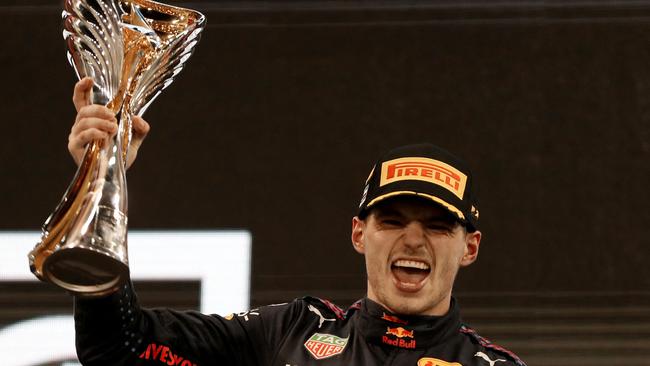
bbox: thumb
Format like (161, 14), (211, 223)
(73, 77), (94, 112)
(131, 116), (150, 143)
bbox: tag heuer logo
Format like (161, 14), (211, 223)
(304, 333), (349, 360)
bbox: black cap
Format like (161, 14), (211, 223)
(357, 143), (479, 231)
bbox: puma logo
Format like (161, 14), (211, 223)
(474, 352), (507, 366)
(308, 304), (336, 328)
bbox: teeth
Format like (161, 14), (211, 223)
(393, 260), (430, 270)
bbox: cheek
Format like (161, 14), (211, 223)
(363, 237), (391, 273)
(433, 239), (467, 268)
(364, 246), (384, 272)
(430, 246), (463, 288)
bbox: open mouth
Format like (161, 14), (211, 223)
(391, 260), (430, 292)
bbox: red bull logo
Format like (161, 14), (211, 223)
(386, 327), (414, 338)
(380, 157), (467, 199)
(381, 313), (408, 325)
(382, 327), (416, 349)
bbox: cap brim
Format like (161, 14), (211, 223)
(364, 191), (466, 221)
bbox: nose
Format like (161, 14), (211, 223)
(402, 221), (426, 249)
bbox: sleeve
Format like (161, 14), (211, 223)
(74, 280), (301, 366)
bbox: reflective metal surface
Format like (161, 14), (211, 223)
(28, 0), (205, 297)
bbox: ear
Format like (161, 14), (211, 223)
(459, 230), (481, 267)
(351, 216), (366, 254)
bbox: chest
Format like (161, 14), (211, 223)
(271, 321), (484, 366)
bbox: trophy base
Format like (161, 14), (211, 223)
(43, 247), (128, 297)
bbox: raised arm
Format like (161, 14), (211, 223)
(74, 279), (302, 366)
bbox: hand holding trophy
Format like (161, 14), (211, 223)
(28, 0), (205, 297)
(69, 77), (151, 170)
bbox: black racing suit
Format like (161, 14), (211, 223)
(74, 281), (526, 366)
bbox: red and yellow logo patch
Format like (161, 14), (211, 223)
(380, 157), (467, 199)
(417, 357), (462, 366)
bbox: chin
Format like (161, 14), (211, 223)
(385, 285), (451, 316)
(369, 277), (449, 315)
(391, 302), (429, 315)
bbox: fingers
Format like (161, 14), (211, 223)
(68, 104), (151, 168)
(124, 116), (151, 169)
(69, 104), (117, 165)
(68, 128), (111, 151)
(67, 127), (113, 166)
(73, 105), (116, 133)
(72, 77), (94, 112)
(74, 104), (115, 124)
(71, 116), (117, 137)
(132, 116), (150, 141)
(71, 105), (117, 143)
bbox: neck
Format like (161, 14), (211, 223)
(366, 288), (452, 316)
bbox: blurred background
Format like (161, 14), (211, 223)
(1, 0), (650, 365)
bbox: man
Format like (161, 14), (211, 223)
(69, 78), (526, 366)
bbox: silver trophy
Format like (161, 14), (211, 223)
(28, 0), (205, 296)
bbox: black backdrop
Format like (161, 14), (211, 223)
(2, 1), (650, 363)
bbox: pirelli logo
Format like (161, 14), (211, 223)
(380, 157), (467, 199)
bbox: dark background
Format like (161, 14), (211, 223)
(2, 1), (650, 364)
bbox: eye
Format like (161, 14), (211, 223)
(426, 222), (453, 232)
(380, 218), (403, 227)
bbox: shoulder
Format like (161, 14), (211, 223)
(217, 297), (345, 325)
(460, 324), (527, 366)
(299, 296), (348, 319)
(222, 299), (300, 322)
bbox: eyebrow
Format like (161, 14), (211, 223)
(373, 207), (401, 217)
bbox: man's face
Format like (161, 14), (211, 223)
(351, 197), (481, 316)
